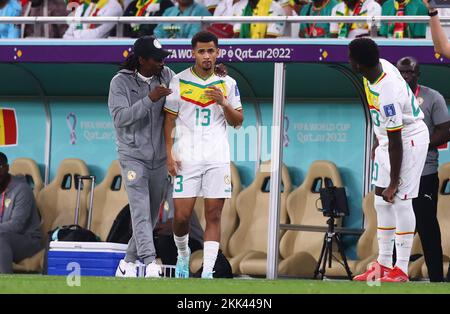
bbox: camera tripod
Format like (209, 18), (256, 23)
(313, 216), (353, 280)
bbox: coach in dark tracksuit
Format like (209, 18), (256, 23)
(108, 36), (174, 276)
(397, 57), (450, 282)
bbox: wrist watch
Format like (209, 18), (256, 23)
(428, 9), (438, 17)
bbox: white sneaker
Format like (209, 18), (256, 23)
(115, 259), (137, 278)
(201, 271), (214, 279)
(144, 260), (162, 278)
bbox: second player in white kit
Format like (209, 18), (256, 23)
(366, 59), (429, 200)
(164, 67), (242, 199)
(349, 38), (429, 283)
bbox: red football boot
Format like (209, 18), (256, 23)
(380, 266), (409, 282)
(353, 261), (391, 281)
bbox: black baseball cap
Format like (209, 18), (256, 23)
(133, 36), (171, 61)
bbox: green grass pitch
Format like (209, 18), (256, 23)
(1, 275), (449, 294)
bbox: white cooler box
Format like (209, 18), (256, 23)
(47, 241), (127, 277)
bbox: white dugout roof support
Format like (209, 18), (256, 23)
(267, 63), (286, 280)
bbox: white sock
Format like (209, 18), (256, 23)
(395, 233), (414, 274)
(374, 195), (396, 268)
(202, 241), (219, 275)
(174, 234), (190, 257)
(393, 199), (416, 275)
(377, 228), (395, 268)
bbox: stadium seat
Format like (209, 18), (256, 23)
(189, 162), (243, 273)
(420, 162), (450, 280)
(11, 158), (45, 273)
(90, 160), (129, 241)
(9, 157), (44, 199)
(278, 160), (344, 278)
(227, 160), (292, 276)
(37, 158), (91, 231)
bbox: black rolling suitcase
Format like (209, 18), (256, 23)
(50, 175), (99, 242)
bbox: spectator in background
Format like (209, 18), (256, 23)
(0, 0), (21, 39)
(123, 0), (174, 38)
(292, 0), (307, 12)
(153, 0), (210, 39)
(277, 0), (296, 15)
(215, 0), (240, 16)
(23, 0), (68, 38)
(0, 153), (43, 274)
(277, 0), (298, 36)
(232, 0), (285, 38)
(122, 0), (134, 8)
(299, 0), (338, 38)
(196, 0), (220, 14)
(330, 0), (381, 39)
(63, 0), (86, 10)
(63, 0), (123, 39)
(396, 56), (450, 282)
(379, 0), (428, 38)
(206, 0), (240, 38)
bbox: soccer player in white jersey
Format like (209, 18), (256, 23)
(163, 31), (244, 279)
(349, 38), (429, 282)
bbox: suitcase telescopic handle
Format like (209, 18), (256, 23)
(79, 175), (95, 180)
(74, 175), (96, 230)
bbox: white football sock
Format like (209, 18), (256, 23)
(202, 241), (219, 276)
(393, 198), (416, 274)
(375, 195), (396, 268)
(174, 233), (190, 257)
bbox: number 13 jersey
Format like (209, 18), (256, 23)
(164, 67), (243, 164)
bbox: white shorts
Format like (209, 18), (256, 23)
(372, 142), (428, 199)
(172, 162), (232, 199)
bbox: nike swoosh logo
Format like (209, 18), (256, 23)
(118, 266), (126, 275)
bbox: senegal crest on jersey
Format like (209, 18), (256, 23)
(179, 79), (228, 107)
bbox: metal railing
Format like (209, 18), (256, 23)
(1, 15), (444, 38)
(0, 15), (448, 24)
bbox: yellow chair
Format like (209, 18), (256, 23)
(9, 157), (44, 199)
(37, 158), (90, 232)
(227, 160), (292, 275)
(90, 160), (129, 241)
(278, 161), (344, 278)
